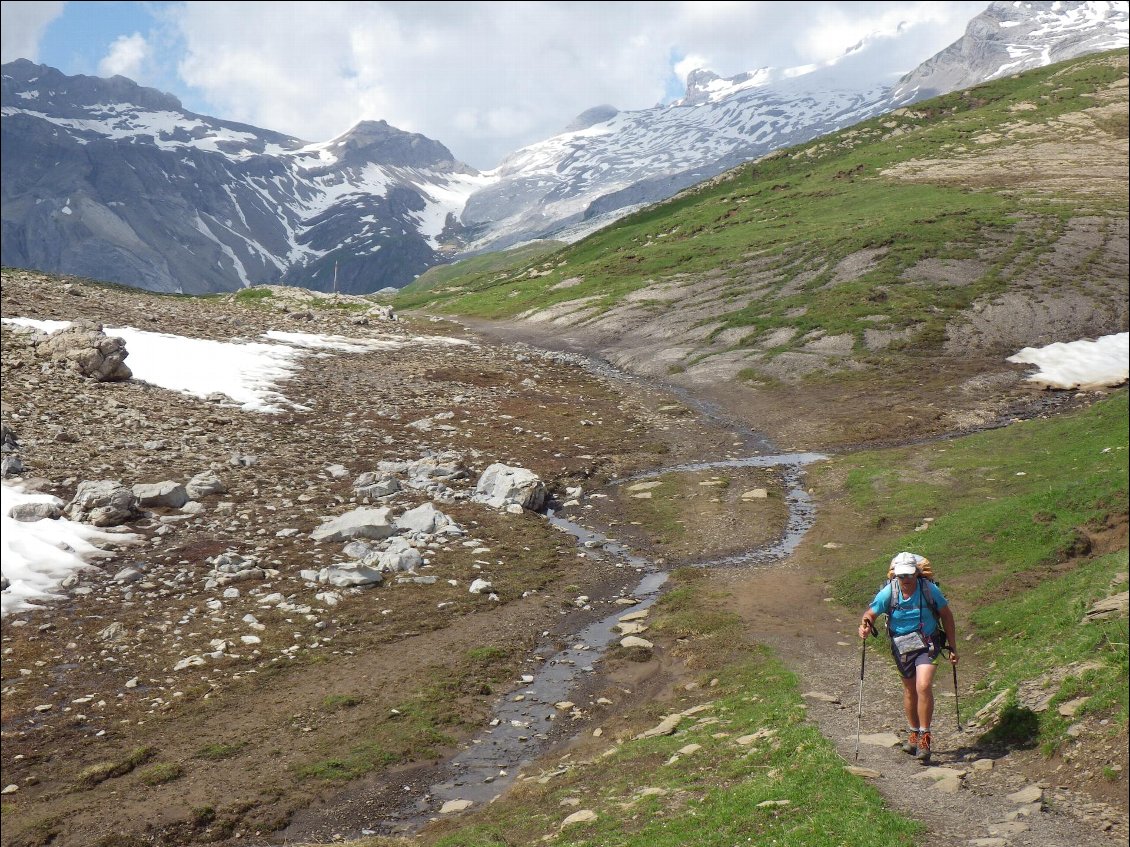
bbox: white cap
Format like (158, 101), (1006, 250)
(891, 551), (920, 576)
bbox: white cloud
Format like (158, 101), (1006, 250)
(98, 32), (151, 79)
(0, 0), (64, 63)
(137, 2), (987, 169)
(674, 53), (712, 82)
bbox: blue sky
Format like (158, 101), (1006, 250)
(2, 1), (990, 169)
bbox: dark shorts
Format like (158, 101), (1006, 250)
(891, 633), (944, 680)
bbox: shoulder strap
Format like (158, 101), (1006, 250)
(922, 579), (941, 621)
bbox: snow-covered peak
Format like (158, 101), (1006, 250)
(675, 68), (774, 106)
(893, 0), (1129, 101)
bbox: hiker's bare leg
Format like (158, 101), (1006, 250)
(915, 664), (937, 728)
(901, 675), (918, 727)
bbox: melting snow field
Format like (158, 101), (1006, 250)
(0, 319), (473, 613)
(1, 484), (140, 616)
(1007, 332), (1129, 390)
(3, 320), (471, 413)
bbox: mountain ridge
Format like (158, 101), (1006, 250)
(1, 1), (1127, 294)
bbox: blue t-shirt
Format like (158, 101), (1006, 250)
(869, 580), (948, 637)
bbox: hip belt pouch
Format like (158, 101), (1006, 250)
(892, 631), (927, 657)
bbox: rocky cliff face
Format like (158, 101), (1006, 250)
(891, 0), (1130, 101)
(1, 60), (484, 294)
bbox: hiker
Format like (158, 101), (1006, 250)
(857, 551), (957, 764)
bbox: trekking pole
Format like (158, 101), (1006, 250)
(951, 655), (963, 731)
(854, 621), (877, 761)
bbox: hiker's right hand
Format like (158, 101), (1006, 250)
(858, 620), (871, 639)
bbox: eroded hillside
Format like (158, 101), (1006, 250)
(400, 51), (1129, 447)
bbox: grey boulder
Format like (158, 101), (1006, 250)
(311, 507), (396, 542)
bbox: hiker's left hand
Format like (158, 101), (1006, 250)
(949, 651), (959, 665)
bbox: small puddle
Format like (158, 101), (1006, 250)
(367, 452), (824, 835)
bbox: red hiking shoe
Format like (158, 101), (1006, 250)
(916, 731), (932, 764)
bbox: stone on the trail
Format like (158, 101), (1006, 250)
(469, 578), (493, 594)
(858, 733), (901, 748)
(626, 480), (662, 492)
(67, 480), (139, 526)
(173, 655), (206, 671)
(972, 758), (995, 772)
(845, 766), (882, 779)
(560, 809), (597, 828)
(473, 463), (546, 511)
(440, 799), (473, 814)
(185, 470), (226, 499)
(554, 701), (575, 711)
(757, 799), (790, 808)
(1, 784), (18, 795)
(396, 502), (455, 534)
(620, 636), (653, 649)
(1007, 785), (1043, 805)
(632, 491), (653, 499)
(934, 775), (962, 794)
(742, 488), (769, 499)
(311, 507), (395, 542)
(802, 691), (840, 703)
(678, 743), (702, 755)
(132, 481), (188, 509)
(918, 767), (966, 783)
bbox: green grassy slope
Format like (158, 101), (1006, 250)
(830, 389), (1129, 753)
(397, 50), (1127, 359)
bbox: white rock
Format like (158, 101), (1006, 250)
(620, 636), (653, 649)
(560, 809), (597, 828)
(440, 799), (473, 814)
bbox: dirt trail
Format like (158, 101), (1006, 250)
(461, 316), (1129, 847)
(720, 559), (1126, 847)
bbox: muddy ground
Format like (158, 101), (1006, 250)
(1, 269), (1125, 846)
